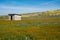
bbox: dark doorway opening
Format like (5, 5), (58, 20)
(11, 16), (13, 20)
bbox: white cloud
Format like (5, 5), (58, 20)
(0, 6), (42, 15)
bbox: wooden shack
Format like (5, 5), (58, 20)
(8, 14), (21, 20)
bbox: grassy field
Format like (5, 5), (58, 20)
(0, 20), (60, 40)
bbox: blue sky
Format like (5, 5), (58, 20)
(0, 0), (60, 15)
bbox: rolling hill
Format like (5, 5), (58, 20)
(21, 9), (60, 20)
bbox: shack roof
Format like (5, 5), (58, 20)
(8, 14), (20, 16)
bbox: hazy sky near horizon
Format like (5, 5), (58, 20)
(0, 0), (60, 15)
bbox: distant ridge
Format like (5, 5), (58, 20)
(21, 9), (60, 17)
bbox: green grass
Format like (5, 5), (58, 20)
(0, 20), (60, 40)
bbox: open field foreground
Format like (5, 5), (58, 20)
(0, 20), (60, 40)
